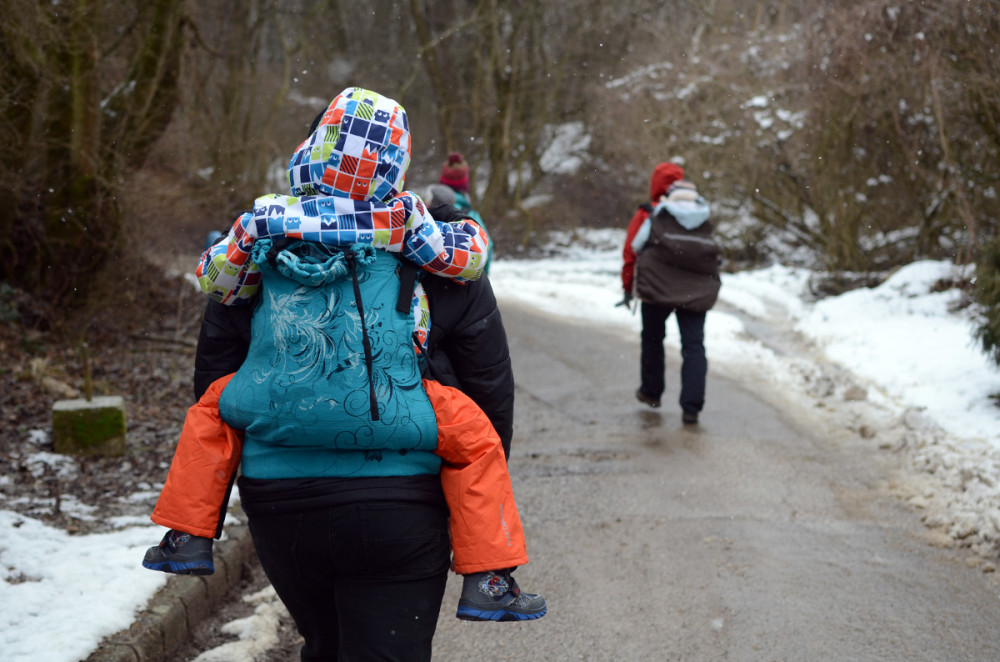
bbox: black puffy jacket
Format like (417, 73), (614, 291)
(192, 203), (516, 457)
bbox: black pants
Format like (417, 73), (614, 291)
(246, 501), (451, 662)
(639, 302), (707, 415)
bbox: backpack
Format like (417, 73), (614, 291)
(634, 208), (721, 312)
(218, 240), (440, 479)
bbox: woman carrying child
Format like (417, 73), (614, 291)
(144, 87), (544, 661)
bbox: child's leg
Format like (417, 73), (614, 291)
(423, 379), (545, 621)
(422, 379), (528, 574)
(151, 373), (243, 538)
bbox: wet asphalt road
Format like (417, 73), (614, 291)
(430, 301), (1000, 661)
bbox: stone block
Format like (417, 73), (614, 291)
(122, 616), (164, 660)
(203, 568), (231, 605)
(52, 395), (126, 456)
(178, 576), (211, 629)
(148, 597), (188, 655)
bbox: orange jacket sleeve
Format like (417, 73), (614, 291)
(151, 374), (243, 539)
(423, 379), (529, 574)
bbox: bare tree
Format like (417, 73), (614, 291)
(4, 0), (995, 326)
(406, 0), (652, 238)
(0, 0), (186, 318)
(763, 0), (1000, 271)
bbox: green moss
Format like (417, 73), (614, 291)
(52, 396), (127, 457)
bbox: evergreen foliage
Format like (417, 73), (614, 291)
(973, 237), (1000, 367)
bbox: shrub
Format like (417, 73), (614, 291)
(973, 236), (1000, 367)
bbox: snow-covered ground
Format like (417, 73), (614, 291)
(492, 229), (1000, 558)
(1, 228), (998, 661)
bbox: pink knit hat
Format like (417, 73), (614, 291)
(439, 152), (470, 192)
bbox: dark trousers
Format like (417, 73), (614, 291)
(639, 302), (707, 415)
(246, 501), (451, 662)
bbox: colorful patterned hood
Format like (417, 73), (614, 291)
(197, 86), (489, 306)
(288, 87), (410, 202)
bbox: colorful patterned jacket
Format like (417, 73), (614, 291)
(452, 190), (493, 275)
(196, 87), (489, 306)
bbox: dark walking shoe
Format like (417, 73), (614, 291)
(456, 570), (547, 622)
(142, 530), (215, 575)
(682, 411), (699, 425)
(635, 389), (661, 408)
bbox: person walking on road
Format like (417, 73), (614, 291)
(619, 162), (721, 424)
(146, 87), (543, 662)
(438, 151), (493, 274)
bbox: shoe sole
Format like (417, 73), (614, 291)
(142, 559), (215, 576)
(456, 606), (547, 622)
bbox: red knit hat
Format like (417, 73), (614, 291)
(440, 152), (470, 192)
(647, 162), (683, 202)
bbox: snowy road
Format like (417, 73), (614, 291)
(430, 301), (1000, 661)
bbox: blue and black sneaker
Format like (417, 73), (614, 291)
(456, 570), (547, 622)
(142, 530), (215, 575)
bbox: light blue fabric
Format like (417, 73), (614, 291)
(631, 218), (652, 254)
(654, 196), (711, 230)
(219, 240), (440, 479)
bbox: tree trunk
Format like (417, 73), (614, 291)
(409, 0), (456, 151)
(0, 0), (186, 318)
(479, 0), (516, 220)
(39, 0), (112, 308)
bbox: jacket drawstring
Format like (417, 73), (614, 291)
(345, 250), (380, 421)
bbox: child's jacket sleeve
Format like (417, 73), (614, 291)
(197, 193), (489, 305)
(151, 374), (242, 539)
